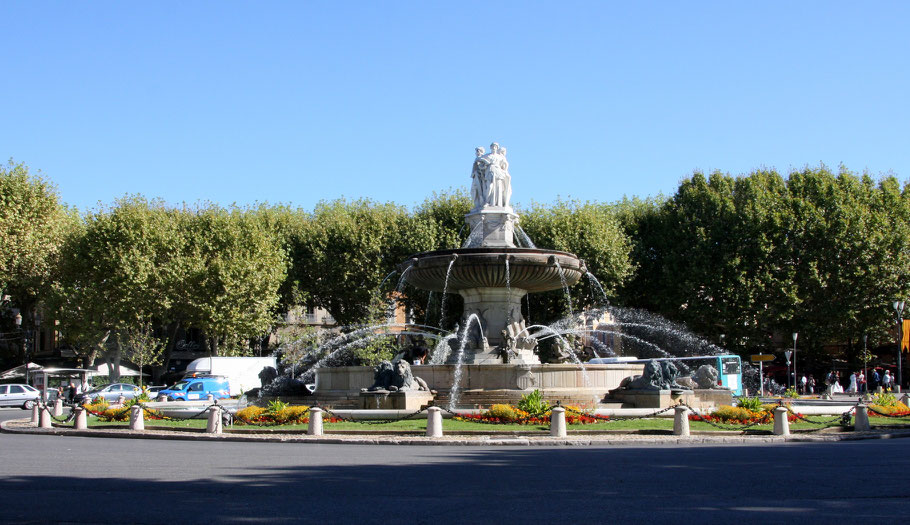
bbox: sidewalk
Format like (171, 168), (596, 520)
(5, 417), (910, 446)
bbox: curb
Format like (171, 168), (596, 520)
(5, 418), (910, 446)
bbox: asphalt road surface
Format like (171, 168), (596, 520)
(0, 408), (907, 524)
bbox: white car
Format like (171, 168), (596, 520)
(0, 384), (41, 409)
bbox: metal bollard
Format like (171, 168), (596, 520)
(549, 407), (567, 438)
(426, 406), (443, 438)
(773, 406), (790, 436)
(74, 407), (87, 430)
(854, 404), (870, 432)
(39, 405), (52, 428)
(129, 405), (145, 431)
(53, 398), (63, 417)
(206, 406), (223, 434)
(307, 407), (324, 436)
(673, 405), (690, 436)
(31, 403), (40, 425)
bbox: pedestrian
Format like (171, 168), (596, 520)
(847, 372), (857, 394)
(799, 374), (807, 395)
(871, 369), (881, 392)
(858, 371), (865, 394)
(66, 381), (76, 403)
(808, 375), (816, 394)
(882, 370), (893, 392)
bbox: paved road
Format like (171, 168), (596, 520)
(0, 409), (907, 524)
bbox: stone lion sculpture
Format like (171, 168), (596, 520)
(363, 359), (429, 392)
(627, 360), (664, 390)
(660, 361), (682, 389)
(692, 364), (722, 389)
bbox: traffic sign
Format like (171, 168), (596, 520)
(750, 354), (775, 362)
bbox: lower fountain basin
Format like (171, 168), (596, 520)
(314, 363), (643, 408)
(401, 247), (586, 293)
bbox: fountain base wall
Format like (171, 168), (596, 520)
(314, 363), (644, 408)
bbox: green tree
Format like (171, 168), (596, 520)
(122, 321), (165, 388)
(518, 199), (634, 322)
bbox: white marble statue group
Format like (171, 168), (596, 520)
(470, 142), (512, 210)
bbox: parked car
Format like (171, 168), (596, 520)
(159, 376), (230, 401)
(0, 384), (41, 409)
(145, 385), (167, 397)
(76, 383), (142, 405)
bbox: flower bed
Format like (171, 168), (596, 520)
(233, 404), (343, 426)
(454, 403), (601, 425)
(689, 405), (799, 425)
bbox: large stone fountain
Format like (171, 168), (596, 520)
(314, 143), (642, 408)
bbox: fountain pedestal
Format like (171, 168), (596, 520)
(358, 390), (435, 410)
(456, 287), (534, 364)
(465, 207), (518, 248)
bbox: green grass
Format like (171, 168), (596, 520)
(80, 414), (910, 433)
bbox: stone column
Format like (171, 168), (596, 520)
(206, 406), (223, 434)
(206, 394), (214, 402)
(129, 405), (145, 430)
(39, 405), (52, 428)
(307, 407), (324, 436)
(426, 407), (443, 438)
(773, 406), (790, 436)
(157, 394), (167, 402)
(117, 395), (125, 405)
(31, 403), (40, 425)
(673, 405), (690, 436)
(854, 404), (870, 432)
(550, 407), (567, 438)
(53, 398), (63, 417)
(74, 407), (87, 430)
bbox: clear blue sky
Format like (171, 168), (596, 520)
(2, 2), (908, 212)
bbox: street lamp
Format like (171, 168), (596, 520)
(792, 332), (798, 393)
(894, 300), (905, 391)
(862, 334), (869, 395)
(14, 312), (26, 384)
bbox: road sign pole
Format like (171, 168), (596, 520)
(759, 361), (764, 397)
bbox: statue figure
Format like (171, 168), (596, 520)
(470, 147), (487, 209)
(660, 361), (682, 389)
(627, 360), (665, 390)
(470, 142), (513, 209)
(363, 359), (429, 392)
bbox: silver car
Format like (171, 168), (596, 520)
(0, 384), (41, 409)
(77, 383), (142, 404)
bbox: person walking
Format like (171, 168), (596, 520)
(871, 369), (881, 392)
(799, 374), (807, 395)
(847, 372), (858, 394)
(808, 375), (816, 394)
(882, 370), (893, 392)
(858, 371), (865, 394)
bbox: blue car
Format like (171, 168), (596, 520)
(159, 376), (230, 401)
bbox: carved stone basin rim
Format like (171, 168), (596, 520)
(400, 247), (586, 294)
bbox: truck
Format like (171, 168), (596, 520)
(183, 356), (277, 397)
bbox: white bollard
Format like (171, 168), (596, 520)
(31, 403), (40, 425)
(426, 406), (443, 438)
(39, 405), (52, 428)
(117, 395), (125, 406)
(53, 398), (63, 417)
(854, 404), (870, 432)
(206, 393), (214, 402)
(206, 406), (223, 434)
(550, 407), (567, 438)
(157, 395), (167, 402)
(673, 405), (690, 436)
(74, 407), (87, 430)
(773, 406), (790, 436)
(307, 407), (324, 436)
(129, 405), (145, 431)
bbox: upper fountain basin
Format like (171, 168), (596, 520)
(401, 247), (586, 293)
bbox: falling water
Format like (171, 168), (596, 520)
(462, 221), (484, 248)
(516, 324), (591, 387)
(553, 260), (574, 316)
(585, 272), (608, 306)
(447, 314), (484, 411)
(514, 225), (536, 248)
(439, 257), (457, 328)
(388, 265), (413, 322)
(423, 291), (435, 326)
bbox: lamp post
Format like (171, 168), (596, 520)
(894, 300), (905, 391)
(792, 332), (798, 394)
(862, 334), (869, 395)
(14, 312), (26, 384)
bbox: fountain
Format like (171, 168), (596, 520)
(312, 143), (644, 408)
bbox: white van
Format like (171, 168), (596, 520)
(183, 357), (277, 396)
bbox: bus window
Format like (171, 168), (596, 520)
(721, 357), (741, 375)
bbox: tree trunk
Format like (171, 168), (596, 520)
(159, 321), (181, 381)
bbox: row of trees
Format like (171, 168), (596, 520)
(2, 159), (909, 377)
